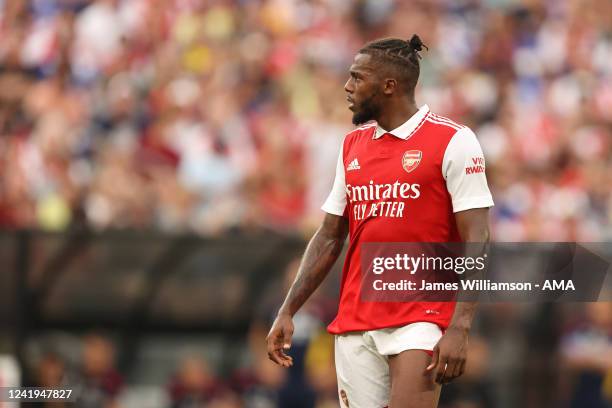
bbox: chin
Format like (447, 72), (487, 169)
(350, 99), (379, 125)
(352, 112), (373, 126)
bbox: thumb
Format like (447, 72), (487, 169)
(282, 328), (293, 350)
(426, 346), (439, 371)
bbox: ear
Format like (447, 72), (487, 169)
(383, 78), (397, 95)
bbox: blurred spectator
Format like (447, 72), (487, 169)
(76, 334), (123, 408)
(36, 352), (66, 388)
(167, 354), (236, 408)
(35, 352), (70, 408)
(232, 353), (286, 408)
(560, 302), (612, 408)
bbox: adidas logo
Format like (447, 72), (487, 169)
(347, 158), (360, 171)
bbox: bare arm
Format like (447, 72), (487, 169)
(428, 207), (490, 383)
(448, 207), (490, 330)
(267, 213), (348, 367)
(278, 213), (348, 316)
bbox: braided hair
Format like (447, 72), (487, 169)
(358, 34), (428, 92)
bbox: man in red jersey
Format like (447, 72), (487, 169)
(267, 35), (493, 408)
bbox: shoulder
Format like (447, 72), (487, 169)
(424, 112), (467, 133)
(424, 111), (483, 149)
(342, 122), (376, 151)
(421, 111), (472, 153)
(344, 122), (376, 142)
(442, 125), (485, 164)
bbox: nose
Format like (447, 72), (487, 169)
(344, 78), (354, 93)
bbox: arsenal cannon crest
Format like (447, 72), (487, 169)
(402, 150), (422, 173)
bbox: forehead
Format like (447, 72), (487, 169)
(349, 53), (377, 73)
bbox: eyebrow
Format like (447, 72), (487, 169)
(349, 68), (370, 77)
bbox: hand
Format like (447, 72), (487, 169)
(426, 326), (469, 384)
(266, 313), (294, 368)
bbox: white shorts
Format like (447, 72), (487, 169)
(334, 322), (442, 408)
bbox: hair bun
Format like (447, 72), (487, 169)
(408, 34), (427, 52)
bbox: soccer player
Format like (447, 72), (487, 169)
(266, 35), (493, 408)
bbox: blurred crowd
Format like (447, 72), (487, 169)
(0, 0), (610, 238)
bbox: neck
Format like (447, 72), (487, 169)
(376, 98), (418, 131)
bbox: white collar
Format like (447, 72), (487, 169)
(374, 104), (430, 139)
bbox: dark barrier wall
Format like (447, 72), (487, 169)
(0, 229), (310, 334)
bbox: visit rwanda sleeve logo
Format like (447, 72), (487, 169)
(402, 150), (422, 173)
(465, 157), (485, 174)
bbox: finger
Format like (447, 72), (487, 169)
(283, 354), (294, 367)
(275, 338), (294, 366)
(453, 358), (465, 380)
(267, 338), (287, 364)
(278, 347), (293, 363)
(454, 358), (465, 378)
(435, 356), (448, 384)
(267, 349), (284, 366)
(440, 361), (452, 383)
(268, 347), (294, 367)
(280, 354), (294, 368)
(267, 333), (287, 366)
(440, 362), (452, 384)
(426, 347), (439, 371)
(444, 359), (459, 383)
(282, 329), (294, 350)
(456, 359), (466, 378)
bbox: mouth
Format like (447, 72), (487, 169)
(346, 96), (354, 110)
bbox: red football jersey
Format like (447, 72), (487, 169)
(322, 105), (494, 334)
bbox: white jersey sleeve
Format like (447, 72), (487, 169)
(442, 127), (494, 213)
(321, 142), (347, 216)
